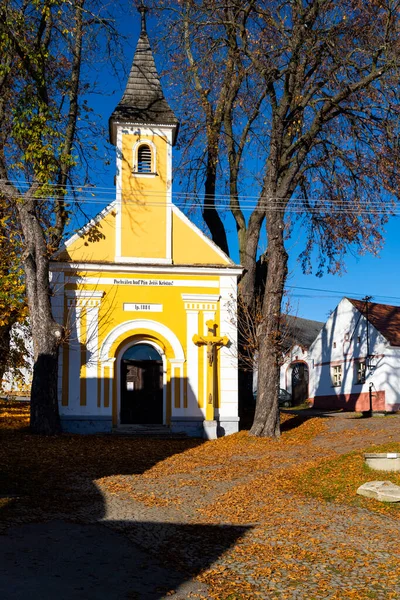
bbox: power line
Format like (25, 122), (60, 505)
(0, 195), (396, 215)
(286, 285), (400, 303)
(0, 178), (396, 206)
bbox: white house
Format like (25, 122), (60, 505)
(279, 316), (324, 405)
(1, 322), (33, 396)
(308, 297), (400, 412)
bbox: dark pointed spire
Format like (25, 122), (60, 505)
(109, 5), (179, 145)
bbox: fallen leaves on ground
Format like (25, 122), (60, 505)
(1, 401), (400, 599)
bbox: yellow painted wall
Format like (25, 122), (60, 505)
(121, 133), (168, 259)
(62, 271), (220, 422)
(58, 209), (117, 263)
(172, 210), (230, 265)
(57, 133), (233, 267)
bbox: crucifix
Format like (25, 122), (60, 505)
(193, 320), (229, 421)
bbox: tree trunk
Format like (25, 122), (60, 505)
(250, 210), (288, 437)
(18, 198), (63, 434)
(0, 323), (12, 385)
(236, 211), (266, 428)
(203, 135), (229, 256)
(30, 327), (61, 435)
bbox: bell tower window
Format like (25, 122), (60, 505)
(136, 144), (152, 173)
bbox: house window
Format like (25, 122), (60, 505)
(136, 144), (152, 173)
(344, 333), (349, 342)
(332, 365), (342, 386)
(333, 342), (336, 349)
(356, 361), (366, 384)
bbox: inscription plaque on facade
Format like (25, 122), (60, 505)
(123, 303), (163, 312)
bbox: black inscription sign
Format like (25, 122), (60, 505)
(113, 279), (174, 286)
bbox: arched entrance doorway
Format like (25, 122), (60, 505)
(291, 362), (309, 406)
(120, 343), (163, 424)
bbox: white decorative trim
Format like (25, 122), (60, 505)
(170, 356), (184, 417)
(171, 205), (234, 265)
(182, 294), (220, 302)
(66, 290), (104, 309)
(182, 294), (220, 311)
(51, 261), (242, 276)
(65, 290), (105, 298)
(165, 128), (173, 262)
(184, 302), (218, 311)
(169, 358), (185, 365)
(131, 173), (157, 178)
(115, 123), (177, 133)
(218, 274), (239, 418)
(113, 123), (178, 145)
(99, 319), (185, 363)
(116, 127), (122, 259)
(115, 256), (173, 265)
(132, 139), (157, 175)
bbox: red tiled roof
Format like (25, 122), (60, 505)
(348, 298), (400, 346)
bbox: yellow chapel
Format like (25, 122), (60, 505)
(50, 8), (241, 438)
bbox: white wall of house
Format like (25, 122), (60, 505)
(1, 322), (33, 395)
(308, 298), (400, 412)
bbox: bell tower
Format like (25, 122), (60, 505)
(109, 5), (179, 264)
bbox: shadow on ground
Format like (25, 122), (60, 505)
(0, 415), (250, 599)
(0, 519), (249, 600)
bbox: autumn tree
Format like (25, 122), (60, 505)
(0, 199), (28, 386)
(157, 0), (400, 436)
(0, 0), (121, 433)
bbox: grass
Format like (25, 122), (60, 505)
(295, 442), (400, 516)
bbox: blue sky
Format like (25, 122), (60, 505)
(78, 8), (400, 325)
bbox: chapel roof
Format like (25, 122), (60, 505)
(281, 315), (324, 352)
(348, 298), (400, 347)
(109, 6), (179, 145)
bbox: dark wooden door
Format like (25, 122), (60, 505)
(291, 363), (309, 406)
(120, 359), (163, 424)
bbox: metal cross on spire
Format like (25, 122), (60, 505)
(138, 2), (148, 35)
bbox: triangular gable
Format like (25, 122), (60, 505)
(54, 201), (117, 263)
(348, 298), (400, 347)
(171, 205), (233, 266)
(308, 297), (390, 359)
(54, 200), (235, 267)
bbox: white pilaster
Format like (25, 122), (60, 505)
(50, 271), (65, 405)
(65, 291), (104, 413)
(115, 126), (122, 260)
(170, 358), (185, 417)
(86, 304), (99, 410)
(219, 275), (239, 419)
(67, 303), (82, 410)
(186, 310), (202, 417)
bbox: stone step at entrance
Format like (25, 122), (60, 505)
(112, 424), (188, 439)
